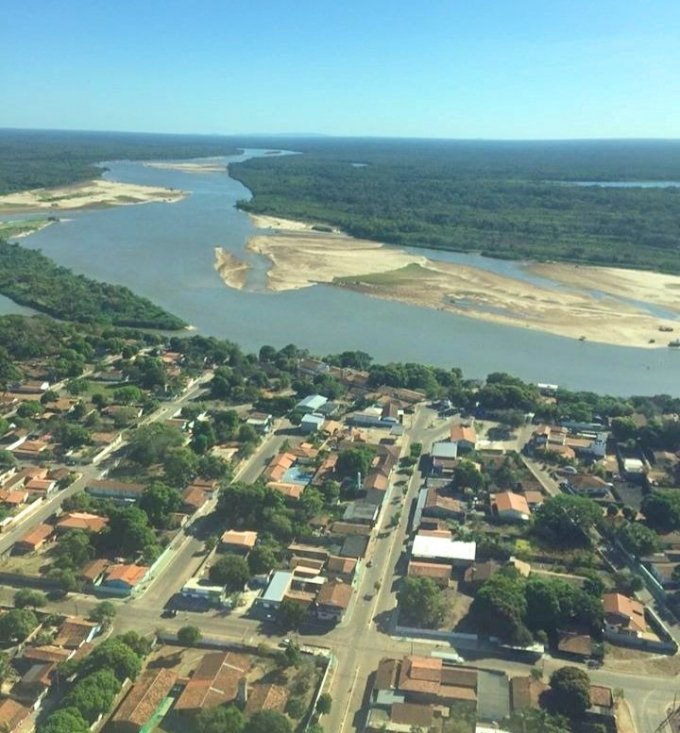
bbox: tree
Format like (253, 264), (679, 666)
(163, 446), (198, 487)
(177, 625), (202, 646)
(14, 588), (47, 610)
(453, 460), (484, 491)
(470, 571), (530, 644)
(245, 710), (292, 733)
(89, 601), (117, 627)
(397, 577), (447, 627)
(336, 447), (375, 480)
(127, 423), (184, 466)
(504, 709), (572, 733)
(316, 692), (332, 715)
(82, 638), (142, 682)
(0, 608), (38, 643)
(38, 707), (90, 733)
(209, 553), (250, 591)
(248, 544), (279, 575)
(99, 506), (158, 559)
(0, 651), (10, 685)
(63, 668), (121, 723)
(53, 529), (93, 570)
(117, 631), (152, 657)
(278, 598), (308, 630)
(641, 491), (680, 532)
(139, 481), (182, 528)
(549, 666), (591, 717)
(532, 494), (600, 545)
(194, 705), (245, 733)
(617, 521), (660, 557)
(285, 697), (306, 718)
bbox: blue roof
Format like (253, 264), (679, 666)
(261, 571), (293, 603)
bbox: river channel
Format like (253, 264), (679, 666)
(3, 150), (679, 396)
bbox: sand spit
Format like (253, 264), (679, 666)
(0, 179), (185, 213)
(528, 262), (680, 314)
(214, 248), (250, 290)
(243, 217), (680, 349)
(144, 161), (227, 173)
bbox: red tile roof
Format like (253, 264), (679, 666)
(174, 652), (251, 712)
(111, 667), (177, 727)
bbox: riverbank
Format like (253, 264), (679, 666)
(0, 179), (185, 213)
(237, 215), (680, 349)
(0, 218), (56, 239)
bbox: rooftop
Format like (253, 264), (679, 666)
(412, 534), (476, 563)
(111, 667), (177, 727)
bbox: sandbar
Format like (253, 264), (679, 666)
(240, 217), (680, 349)
(214, 248), (250, 290)
(0, 179), (185, 213)
(143, 161), (227, 173)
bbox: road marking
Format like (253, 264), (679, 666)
(339, 666), (360, 733)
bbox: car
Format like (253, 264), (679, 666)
(161, 608), (177, 618)
(586, 659), (602, 669)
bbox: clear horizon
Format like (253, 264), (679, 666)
(3, 0), (679, 139)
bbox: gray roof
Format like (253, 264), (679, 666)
(340, 535), (369, 558)
(343, 502), (379, 522)
(297, 394), (328, 411)
(261, 571), (293, 603)
(431, 441), (459, 459)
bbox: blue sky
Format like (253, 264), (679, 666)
(2, 0), (679, 139)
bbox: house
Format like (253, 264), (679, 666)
(53, 617), (99, 649)
(298, 358), (330, 377)
(0, 699), (31, 731)
(450, 425), (477, 452)
(492, 491), (530, 522)
(181, 578), (226, 605)
(11, 662), (55, 703)
(24, 477), (56, 495)
(79, 558), (110, 586)
(340, 534), (369, 559)
(556, 630), (593, 659)
(407, 561), (451, 588)
(523, 490), (545, 509)
(510, 675), (548, 711)
(295, 394), (328, 413)
(430, 441), (459, 477)
(463, 560), (500, 590)
(110, 668), (177, 733)
(267, 482), (304, 502)
(364, 471), (390, 505)
(288, 543), (330, 563)
(265, 452), (296, 483)
(587, 684), (615, 725)
(15, 523), (53, 553)
(86, 478), (145, 503)
(326, 555), (358, 583)
(101, 564), (149, 594)
(220, 530), (257, 555)
(13, 380), (49, 394)
(174, 651), (251, 714)
(254, 571), (294, 615)
(342, 501), (380, 526)
(56, 512), (108, 534)
(602, 592), (647, 638)
(12, 440), (50, 461)
(316, 579), (353, 622)
(246, 412), (273, 434)
(300, 413), (325, 434)
(421, 487), (466, 522)
(244, 683), (288, 716)
(182, 485), (208, 513)
(411, 532), (476, 568)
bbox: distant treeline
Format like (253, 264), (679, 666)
(0, 129), (240, 194)
(0, 239), (186, 330)
(229, 138), (680, 274)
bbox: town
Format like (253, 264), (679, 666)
(0, 323), (679, 733)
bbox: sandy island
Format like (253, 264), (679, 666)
(0, 179), (185, 214)
(214, 248), (251, 290)
(143, 161), (227, 173)
(211, 214), (680, 349)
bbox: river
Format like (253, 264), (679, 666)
(3, 150), (679, 396)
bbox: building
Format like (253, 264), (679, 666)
(492, 491), (530, 522)
(450, 425), (477, 452)
(326, 555), (358, 583)
(295, 394), (328, 413)
(421, 487), (466, 522)
(56, 512), (108, 534)
(407, 561), (451, 587)
(15, 523), (53, 553)
(463, 560), (500, 590)
(174, 652), (251, 714)
(220, 530), (257, 555)
(342, 501), (380, 526)
(86, 478), (146, 503)
(300, 413), (325, 434)
(181, 578), (226, 606)
(100, 564), (149, 594)
(556, 630), (593, 659)
(315, 579), (353, 622)
(254, 571), (294, 615)
(411, 532), (476, 568)
(602, 592), (647, 638)
(244, 683), (288, 716)
(0, 699), (31, 731)
(109, 668), (177, 733)
(53, 617), (99, 649)
(245, 412), (273, 434)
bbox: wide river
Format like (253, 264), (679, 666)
(3, 150), (679, 396)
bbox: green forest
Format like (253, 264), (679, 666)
(0, 129), (239, 194)
(229, 138), (680, 274)
(0, 239), (186, 329)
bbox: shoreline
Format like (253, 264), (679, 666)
(234, 215), (680, 350)
(143, 161), (227, 173)
(0, 178), (186, 214)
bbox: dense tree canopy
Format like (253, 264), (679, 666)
(397, 576), (447, 628)
(549, 666), (591, 717)
(532, 495), (601, 545)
